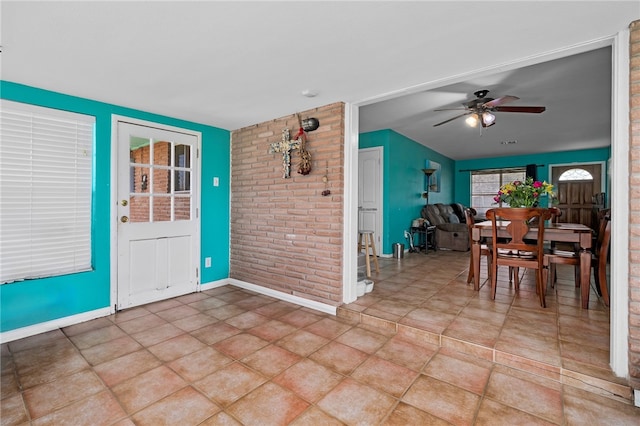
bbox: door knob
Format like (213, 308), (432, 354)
(120, 216), (129, 223)
(121, 199), (128, 206)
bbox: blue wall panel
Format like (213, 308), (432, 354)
(0, 81), (230, 332)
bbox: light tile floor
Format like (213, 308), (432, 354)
(2, 251), (639, 425)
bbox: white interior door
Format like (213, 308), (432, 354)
(116, 121), (200, 309)
(358, 147), (383, 253)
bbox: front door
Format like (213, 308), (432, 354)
(551, 163), (602, 228)
(358, 147), (383, 254)
(116, 121), (200, 309)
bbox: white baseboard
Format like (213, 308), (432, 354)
(227, 278), (337, 315)
(199, 278), (232, 291)
(0, 307), (113, 344)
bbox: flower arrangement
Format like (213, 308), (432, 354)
(494, 177), (554, 208)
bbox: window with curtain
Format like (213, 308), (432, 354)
(0, 100), (94, 284)
(471, 168), (526, 217)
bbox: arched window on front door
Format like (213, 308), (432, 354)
(558, 168), (594, 181)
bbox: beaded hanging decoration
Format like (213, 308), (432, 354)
(294, 114), (312, 175)
(322, 160), (331, 196)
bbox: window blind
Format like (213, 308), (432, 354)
(470, 168), (526, 217)
(0, 100), (94, 284)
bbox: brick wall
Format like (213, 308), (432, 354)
(230, 103), (345, 305)
(629, 20), (640, 391)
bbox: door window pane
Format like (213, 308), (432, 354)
(154, 140), (171, 165)
(175, 195), (191, 220)
(174, 170), (191, 193)
(152, 195), (172, 222)
(129, 195), (150, 223)
(130, 137), (150, 164)
(174, 144), (191, 192)
(153, 168), (171, 194)
(131, 166), (150, 193)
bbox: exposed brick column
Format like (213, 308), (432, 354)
(629, 19), (640, 391)
(230, 103), (345, 306)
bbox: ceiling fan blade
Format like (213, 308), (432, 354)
(434, 107), (467, 112)
(433, 112), (472, 127)
(494, 106), (546, 113)
(482, 95), (519, 108)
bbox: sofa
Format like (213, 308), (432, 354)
(421, 203), (470, 251)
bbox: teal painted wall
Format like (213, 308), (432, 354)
(454, 147), (611, 207)
(0, 81), (230, 332)
(360, 130), (454, 255)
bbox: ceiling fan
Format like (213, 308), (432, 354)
(433, 89), (546, 128)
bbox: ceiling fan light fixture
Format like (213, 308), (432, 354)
(433, 89), (546, 129)
(482, 111), (496, 126)
(465, 114), (479, 127)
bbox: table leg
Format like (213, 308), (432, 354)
(580, 249), (591, 309)
(472, 240), (481, 291)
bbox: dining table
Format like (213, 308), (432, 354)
(471, 220), (594, 309)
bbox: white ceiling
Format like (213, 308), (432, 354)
(2, 1), (638, 160)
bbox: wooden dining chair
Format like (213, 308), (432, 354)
(549, 206), (562, 224)
(543, 242), (581, 290)
(486, 208), (550, 307)
(544, 213), (611, 307)
(465, 208), (492, 284)
(593, 209), (611, 250)
(592, 214), (611, 306)
(543, 206), (581, 289)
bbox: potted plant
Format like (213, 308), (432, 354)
(494, 177), (555, 208)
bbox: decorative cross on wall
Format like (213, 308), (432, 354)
(269, 128), (300, 178)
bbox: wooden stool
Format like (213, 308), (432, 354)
(358, 230), (380, 278)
